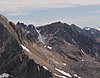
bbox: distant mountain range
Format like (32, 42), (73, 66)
(0, 14), (100, 78)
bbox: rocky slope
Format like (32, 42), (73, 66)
(0, 15), (52, 78)
(37, 22), (99, 58)
(81, 27), (100, 59)
(0, 14), (100, 78)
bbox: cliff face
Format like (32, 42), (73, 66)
(37, 22), (100, 58)
(0, 15), (52, 78)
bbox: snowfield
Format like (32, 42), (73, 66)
(21, 44), (32, 55)
(43, 66), (48, 70)
(0, 73), (10, 78)
(54, 73), (68, 78)
(55, 68), (72, 78)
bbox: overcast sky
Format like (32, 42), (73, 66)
(0, 0), (100, 28)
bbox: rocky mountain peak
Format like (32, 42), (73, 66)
(0, 14), (52, 78)
(1, 14), (100, 78)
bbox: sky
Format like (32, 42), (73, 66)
(0, 0), (100, 28)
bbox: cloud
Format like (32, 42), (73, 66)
(0, 0), (100, 16)
(96, 11), (100, 13)
(7, 12), (31, 16)
(60, 16), (100, 28)
(11, 15), (100, 26)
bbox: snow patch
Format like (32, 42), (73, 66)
(36, 29), (45, 43)
(81, 49), (84, 53)
(63, 63), (66, 66)
(44, 45), (52, 50)
(55, 68), (72, 77)
(21, 44), (32, 55)
(53, 73), (68, 78)
(93, 58), (95, 59)
(84, 27), (91, 30)
(82, 59), (84, 62)
(95, 28), (100, 31)
(0, 73), (10, 78)
(74, 74), (82, 78)
(27, 31), (30, 34)
(74, 74), (78, 77)
(43, 66), (48, 70)
(67, 43), (71, 45)
(47, 46), (52, 50)
(38, 66), (40, 72)
(44, 45), (46, 48)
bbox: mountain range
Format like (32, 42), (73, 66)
(0, 14), (100, 78)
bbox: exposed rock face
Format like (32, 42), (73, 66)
(36, 22), (100, 78)
(0, 16), (52, 78)
(1, 14), (100, 78)
(81, 27), (100, 60)
(16, 22), (39, 42)
(82, 27), (100, 43)
(37, 22), (100, 58)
